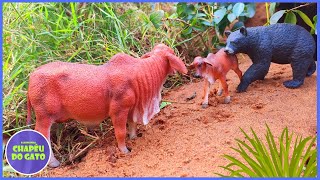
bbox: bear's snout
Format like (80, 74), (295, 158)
(224, 47), (234, 55)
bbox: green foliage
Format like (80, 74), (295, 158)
(284, 11), (297, 24)
(160, 101), (171, 109)
(267, 3), (317, 34)
(216, 125), (317, 177)
(270, 10), (285, 24)
(2, 2), (181, 134)
(170, 2), (255, 48)
(150, 10), (164, 29)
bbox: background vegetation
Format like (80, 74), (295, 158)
(2, 2), (256, 136)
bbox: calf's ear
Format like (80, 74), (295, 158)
(203, 59), (213, 66)
(167, 54), (188, 74)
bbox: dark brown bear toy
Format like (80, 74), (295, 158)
(224, 23), (316, 92)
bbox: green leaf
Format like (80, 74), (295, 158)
(246, 3), (256, 18)
(185, 4), (196, 15)
(181, 27), (192, 36)
(149, 10), (164, 29)
(192, 26), (206, 32)
(216, 16), (230, 35)
(227, 13), (236, 23)
(201, 20), (213, 27)
(232, 3), (245, 17)
(284, 11), (297, 24)
(270, 10), (285, 24)
(269, 3), (277, 16)
(196, 13), (206, 18)
(294, 10), (315, 30)
(176, 3), (187, 16)
(227, 4), (233, 11)
(160, 101), (171, 109)
(223, 155), (258, 177)
(213, 8), (227, 24)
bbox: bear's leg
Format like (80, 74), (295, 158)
(283, 59), (310, 88)
(306, 61), (316, 77)
(237, 61), (271, 92)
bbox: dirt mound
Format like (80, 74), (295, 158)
(44, 55), (316, 177)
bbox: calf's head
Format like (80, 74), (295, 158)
(190, 56), (213, 78)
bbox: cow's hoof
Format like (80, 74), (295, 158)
(202, 103), (209, 109)
(120, 146), (131, 154)
(224, 96), (231, 104)
(129, 133), (137, 140)
(48, 156), (60, 168)
(217, 89), (223, 96)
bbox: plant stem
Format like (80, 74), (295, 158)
(287, 3), (311, 11)
(199, 33), (209, 51)
(164, 18), (190, 26)
(265, 3), (270, 25)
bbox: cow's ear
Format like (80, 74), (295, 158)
(225, 30), (231, 37)
(167, 53), (188, 74)
(240, 26), (247, 36)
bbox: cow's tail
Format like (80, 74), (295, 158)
(26, 92), (32, 126)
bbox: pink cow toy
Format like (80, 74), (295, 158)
(27, 44), (188, 167)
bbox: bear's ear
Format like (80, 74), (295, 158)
(225, 30), (231, 37)
(240, 26), (247, 36)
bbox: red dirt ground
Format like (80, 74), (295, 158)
(43, 53), (317, 177)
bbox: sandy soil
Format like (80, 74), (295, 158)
(45, 54), (317, 177)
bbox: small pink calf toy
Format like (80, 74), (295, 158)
(27, 44), (188, 167)
(190, 48), (242, 108)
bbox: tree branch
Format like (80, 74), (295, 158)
(287, 3), (311, 11)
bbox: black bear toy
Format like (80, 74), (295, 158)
(224, 23), (316, 92)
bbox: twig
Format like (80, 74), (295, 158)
(164, 18), (190, 26)
(162, 99), (194, 104)
(287, 3), (311, 11)
(68, 138), (99, 162)
(80, 129), (99, 140)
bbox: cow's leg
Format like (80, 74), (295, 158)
(110, 108), (130, 153)
(34, 114), (60, 168)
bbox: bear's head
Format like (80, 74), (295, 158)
(224, 26), (249, 55)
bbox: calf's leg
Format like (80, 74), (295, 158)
(217, 80), (223, 96)
(220, 77), (231, 104)
(202, 79), (211, 108)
